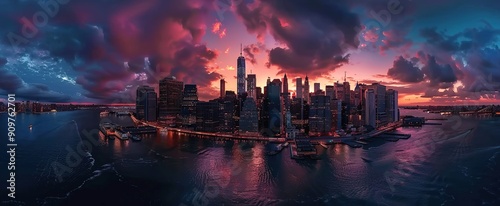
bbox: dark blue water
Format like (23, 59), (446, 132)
(1, 109), (499, 205)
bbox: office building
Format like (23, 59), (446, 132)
(365, 89), (376, 128)
(309, 95), (332, 135)
(237, 45), (246, 95)
(331, 99), (342, 131)
(220, 79), (225, 98)
(247, 74), (257, 99)
(325, 85), (335, 100)
(196, 101), (220, 132)
(264, 80), (282, 136)
(181, 84), (198, 128)
(304, 76), (310, 103)
(314, 83), (320, 93)
(239, 97), (259, 133)
(296, 77), (303, 99)
(386, 89), (399, 122)
(136, 85), (157, 121)
(159, 76), (183, 126)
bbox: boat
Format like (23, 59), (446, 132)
(114, 129), (130, 140)
(319, 142), (328, 149)
(29, 124), (32, 130)
(131, 135), (142, 141)
(50, 109), (57, 112)
(283, 142), (290, 147)
(99, 111), (109, 116)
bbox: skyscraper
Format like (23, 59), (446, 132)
(386, 89), (399, 122)
(136, 85), (157, 121)
(239, 97), (259, 133)
(283, 74), (289, 95)
(304, 75), (310, 103)
(325, 85), (335, 100)
(159, 76), (184, 126)
(237, 44), (246, 95)
(196, 101), (220, 132)
(283, 74), (290, 112)
(369, 83), (387, 127)
(247, 74), (256, 99)
(331, 99), (342, 131)
(265, 80), (282, 136)
(365, 89), (376, 128)
(296, 77), (303, 99)
(181, 84), (198, 128)
(309, 94), (332, 135)
(314, 83), (320, 93)
(220, 79), (225, 98)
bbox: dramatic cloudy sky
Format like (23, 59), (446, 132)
(0, 0), (499, 105)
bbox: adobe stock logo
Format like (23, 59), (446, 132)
(7, 0), (71, 53)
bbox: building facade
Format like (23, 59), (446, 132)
(136, 85), (157, 121)
(239, 97), (259, 133)
(159, 77), (183, 126)
(181, 84), (198, 128)
(237, 48), (246, 95)
(309, 95), (332, 135)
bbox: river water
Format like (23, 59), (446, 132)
(1, 109), (499, 205)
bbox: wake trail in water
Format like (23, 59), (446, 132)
(71, 120), (95, 167)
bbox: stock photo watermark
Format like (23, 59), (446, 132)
(6, 94), (17, 199)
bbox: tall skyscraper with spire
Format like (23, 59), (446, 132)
(237, 44), (246, 95)
(304, 75), (310, 103)
(283, 74), (288, 95)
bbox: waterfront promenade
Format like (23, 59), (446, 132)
(129, 114), (287, 143)
(128, 112), (406, 144)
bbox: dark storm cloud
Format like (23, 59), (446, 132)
(420, 28), (461, 52)
(420, 54), (458, 86)
(234, 0), (361, 78)
(387, 56), (424, 83)
(0, 67), (71, 102)
(0, 0), (223, 102)
(243, 43), (266, 65)
(0, 68), (23, 92)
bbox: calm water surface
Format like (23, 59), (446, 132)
(1, 109), (499, 205)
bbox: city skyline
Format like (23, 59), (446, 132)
(0, 0), (500, 106)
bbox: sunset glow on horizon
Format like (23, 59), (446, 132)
(0, 0), (499, 106)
